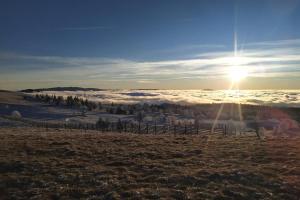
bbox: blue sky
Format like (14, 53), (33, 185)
(0, 0), (300, 90)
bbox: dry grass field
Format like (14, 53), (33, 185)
(0, 127), (300, 199)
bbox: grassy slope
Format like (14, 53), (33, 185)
(0, 128), (300, 200)
(0, 91), (28, 105)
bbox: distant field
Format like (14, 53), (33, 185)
(0, 128), (300, 199)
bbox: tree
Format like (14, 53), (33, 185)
(53, 95), (57, 103)
(66, 96), (74, 106)
(80, 105), (88, 116)
(117, 119), (123, 132)
(96, 117), (109, 130)
(109, 108), (114, 114)
(116, 106), (126, 114)
(56, 96), (63, 106)
(98, 102), (102, 110)
(84, 99), (88, 106)
(44, 94), (50, 103)
(136, 111), (144, 122)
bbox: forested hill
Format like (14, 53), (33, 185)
(20, 87), (104, 93)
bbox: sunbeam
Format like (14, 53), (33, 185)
(211, 81), (234, 134)
(211, 19), (246, 135)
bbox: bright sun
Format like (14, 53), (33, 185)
(226, 56), (249, 82)
(228, 67), (248, 82)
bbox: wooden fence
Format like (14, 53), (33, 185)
(1, 115), (227, 135)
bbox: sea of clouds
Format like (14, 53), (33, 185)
(39, 90), (300, 107)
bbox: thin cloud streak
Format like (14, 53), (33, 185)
(59, 26), (113, 31)
(244, 38), (300, 47)
(156, 44), (225, 54)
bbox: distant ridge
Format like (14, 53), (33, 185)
(20, 87), (104, 93)
(134, 89), (159, 90)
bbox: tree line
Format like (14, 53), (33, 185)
(34, 94), (99, 111)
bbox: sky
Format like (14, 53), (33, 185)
(0, 0), (300, 90)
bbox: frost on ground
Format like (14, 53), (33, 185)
(0, 128), (300, 199)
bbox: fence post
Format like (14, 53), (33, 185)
(146, 123), (149, 134)
(138, 122), (141, 134)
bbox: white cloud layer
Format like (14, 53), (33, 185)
(39, 89), (300, 107)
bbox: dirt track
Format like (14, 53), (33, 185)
(0, 127), (300, 199)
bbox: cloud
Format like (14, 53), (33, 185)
(40, 89), (300, 107)
(59, 26), (112, 31)
(244, 38), (300, 48)
(136, 79), (158, 84)
(156, 44), (225, 54)
(1, 38), (300, 84)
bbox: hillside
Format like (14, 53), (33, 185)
(0, 127), (299, 199)
(0, 90), (29, 105)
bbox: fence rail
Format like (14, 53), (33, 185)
(1, 115), (229, 135)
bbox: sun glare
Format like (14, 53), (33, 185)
(228, 66), (248, 82)
(224, 56), (248, 66)
(225, 56), (249, 82)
